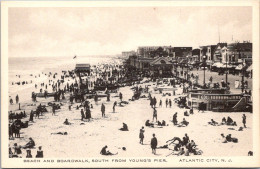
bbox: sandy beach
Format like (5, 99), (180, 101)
(8, 75), (252, 158)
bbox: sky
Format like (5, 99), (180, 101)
(8, 7), (252, 57)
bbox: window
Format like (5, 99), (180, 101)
(160, 60), (166, 64)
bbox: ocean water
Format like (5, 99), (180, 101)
(8, 56), (121, 103)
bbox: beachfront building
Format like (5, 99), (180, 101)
(137, 46), (171, 58)
(221, 42), (252, 65)
(213, 43), (227, 62)
(150, 57), (173, 78)
(136, 57), (154, 70)
(188, 49), (200, 66)
(200, 45), (217, 67)
(172, 47), (192, 58)
(122, 50), (136, 58)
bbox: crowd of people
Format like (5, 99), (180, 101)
(8, 61), (252, 158)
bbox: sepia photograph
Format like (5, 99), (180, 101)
(1, 1), (260, 168)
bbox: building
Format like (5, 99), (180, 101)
(122, 50), (136, 58)
(128, 55), (138, 68)
(136, 57), (154, 70)
(149, 57), (173, 77)
(137, 46), (171, 58)
(213, 43), (227, 62)
(172, 47), (192, 58)
(200, 45), (217, 66)
(186, 49), (200, 66)
(221, 42), (252, 65)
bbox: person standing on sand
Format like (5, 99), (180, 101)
(169, 99), (172, 108)
(159, 99), (162, 107)
(52, 105), (55, 116)
(242, 114), (247, 128)
(113, 101), (117, 112)
(153, 107), (157, 122)
(101, 103), (105, 117)
(153, 97), (157, 108)
(151, 133), (158, 155)
(139, 126), (145, 144)
(81, 109), (84, 121)
(165, 98), (168, 108)
(10, 98), (13, 105)
(29, 110), (34, 121)
(16, 95), (19, 104)
(119, 92), (123, 102)
(173, 112), (178, 125)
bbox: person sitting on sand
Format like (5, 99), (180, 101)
(226, 134), (238, 143)
(221, 117), (227, 125)
(162, 120), (166, 126)
(208, 119), (218, 126)
(221, 133), (227, 143)
(226, 134), (232, 142)
(238, 127), (244, 131)
(35, 146), (43, 158)
(145, 120), (154, 127)
(23, 138), (35, 149)
(119, 123), (128, 131)
(51, 132), (68, 135)
(13, 143), (22, 155)
(172, 113), (178, 125)
(177, 148), (185, 156)
(100, 145), (117, 156)
(177, 118), (189, 127)
(9, 147), (15, 158)
(184, 111), (189, 116)
(63, 119), (71, 125)
(26, 149), (32, 158)
(187, 140), (196, 153)
(227, 116), (233, 125)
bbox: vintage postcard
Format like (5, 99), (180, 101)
(1, 0), (260, 168)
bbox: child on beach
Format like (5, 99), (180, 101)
(151, 134), (158, 155)
(35, 146), (43, 158)
(139, 126), (145, 144)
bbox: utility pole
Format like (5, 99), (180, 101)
(225, 52), (228, 86)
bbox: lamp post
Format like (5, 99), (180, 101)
(203, 55), (207, 87)
(225, 52), (228, 88)
(186, 56), (189, 81)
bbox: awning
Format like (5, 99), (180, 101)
(221, 63), (233, 69)
(246, 65), (252, 72)
(235, 64), (246, 70)
(212, 62), (224, 68)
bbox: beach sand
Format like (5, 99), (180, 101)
(8, 81), (252, 158)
